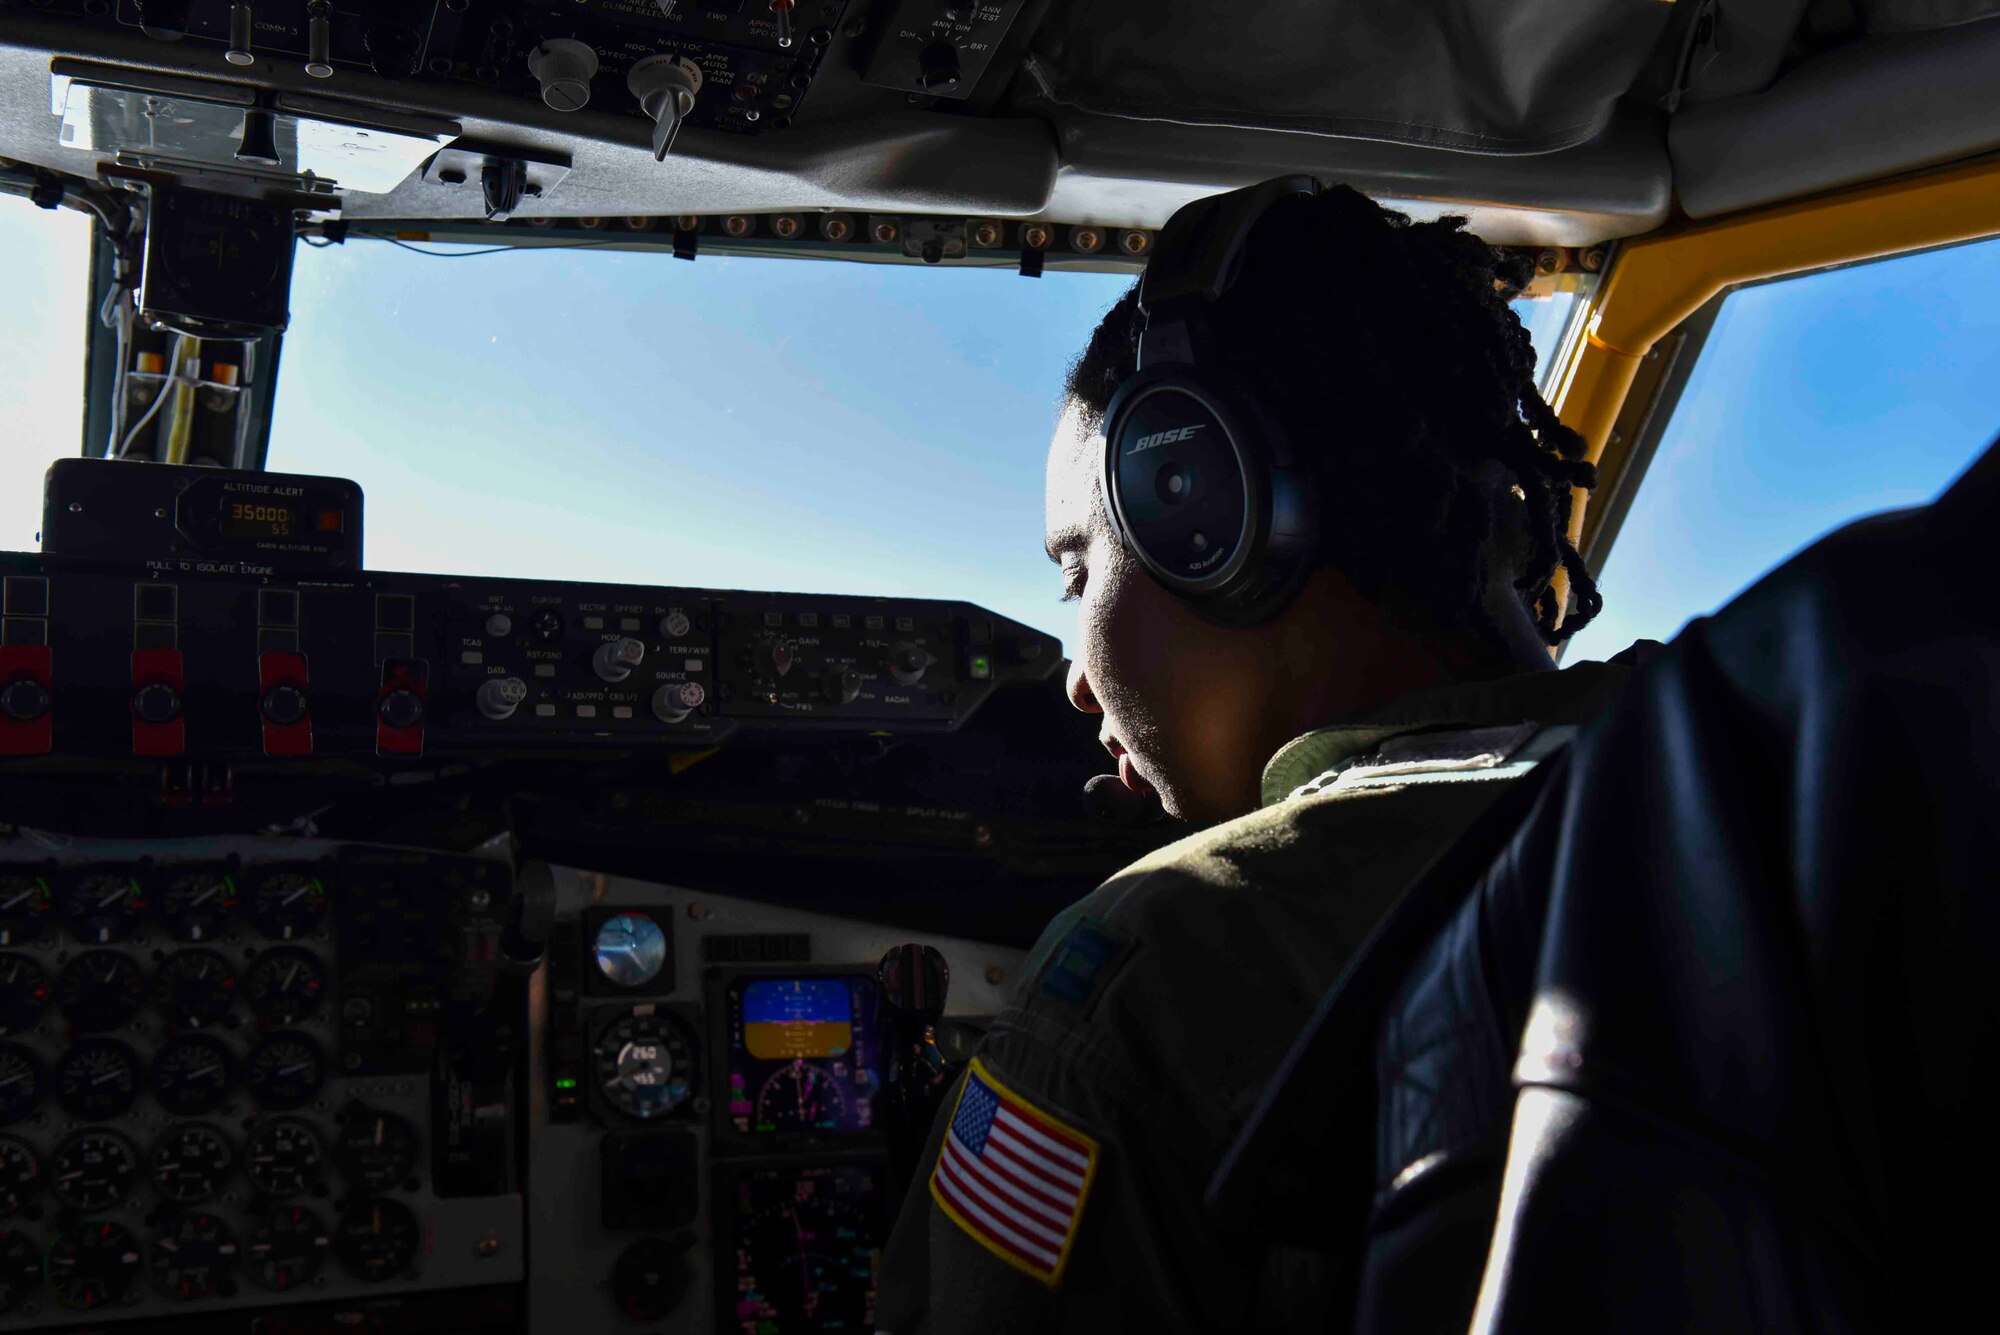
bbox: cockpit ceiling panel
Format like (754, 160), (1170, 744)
(1015, 0), (1677, 154)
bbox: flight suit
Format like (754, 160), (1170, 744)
(875, 662), (1633, 1333)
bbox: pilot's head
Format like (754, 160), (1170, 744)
(1044, 185), (1602, 823)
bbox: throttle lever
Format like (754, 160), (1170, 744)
(876, 944), (962, 1195)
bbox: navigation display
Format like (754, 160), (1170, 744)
(723, 975), (881, 1136)
(722, 1160), (881, 1333)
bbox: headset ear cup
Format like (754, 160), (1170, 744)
(1101, 364), (1317, 626)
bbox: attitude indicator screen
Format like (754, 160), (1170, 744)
(723, 975), (881, 1136)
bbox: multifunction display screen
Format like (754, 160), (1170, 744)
(724, 1161), (881, 1333)
(723, 976), (881, 1136)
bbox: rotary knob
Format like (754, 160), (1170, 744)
(136, 0), (194, 40)
(0, 678), (49, 722)
(650, 682), (705, 724)
(260, 685), (307, 726)
(628, 54), (703, 161)
(132, 682), (182, 724)
(593, 638), (646, 683)
(378, 690), (424, 730)
(476, 677), (528, 721)
(917, 41), (962, 93)
(822, 666), (861, 705)
(527, 39), (599, 112)
(886, 642), (935, 686)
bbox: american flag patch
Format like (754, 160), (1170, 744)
(929, 1056), (1100, 1287)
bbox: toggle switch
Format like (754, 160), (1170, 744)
(771, 0), (796, 49)
(593, 638), (646, 683)
(527, 39), (599, 113)
(305, 0), (334, 78)
(628, 55), (704, 161)
(226, 3), (256, 65)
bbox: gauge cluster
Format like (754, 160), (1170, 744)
(0, 844), (524, 1329)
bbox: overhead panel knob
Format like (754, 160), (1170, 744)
(593, 638), (647, 683)
(628, 54), (704, 162)
(0, 678), (50, 722)
(476, 678), (529, 721)
(527, 39), (600, 113)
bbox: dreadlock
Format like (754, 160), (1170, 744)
(1065, 185), (1603, 654)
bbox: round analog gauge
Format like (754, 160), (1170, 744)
(0, 1227), (41, 1313)
(593, 913), (669, 988)
(156, 869), (238, 943)
(58, 870), (147, 944)
(46, 1220), (143, 1310)
(593, 1007), (698, 1120)
(50, 1129), (139, 1211)
(0, 955), (48, 1036)
(242, 1032), (325, 1111)
(247, 1204), (330, 1291)
(55, 950), (148, 1031)
(754, 1060), (849, 1132)
(334, 1196), (421, 1283)
(0, 1045), (43, 1126)
(151, 1123), (234, 1204)
(247, 870), (327, 942)
(149, 1210), (239, 1301)
(243, 948), (326, 1026)
(0, 1136), (40, 1215)
(0, 872), (51, 947)
(55, 1038), (141, 1121)
(333, 1107), (420, 1192)
(244, 1116), (322, 1196)
(151, 1034), (235, 1117)
(154, 949), (238, 1029)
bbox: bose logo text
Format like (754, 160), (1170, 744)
(1127, 425), (1205, 454)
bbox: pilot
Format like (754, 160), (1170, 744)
(875, 181), (1645, 1331)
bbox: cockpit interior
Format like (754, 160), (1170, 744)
(0, 1), (1996, 1331)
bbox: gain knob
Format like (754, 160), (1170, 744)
(476, 677), (528, 721)
(593, 638), (646, 683)
(527, 39), (599, 112)
(754, 638), (797, 681)
(651, 681), (705, 724)
(886, 642), (935, 687)
(822, 666), (861, 705)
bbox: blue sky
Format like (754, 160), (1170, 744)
(2, 195), (1996, 664)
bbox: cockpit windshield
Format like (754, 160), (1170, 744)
(0, 198), (1581, 652)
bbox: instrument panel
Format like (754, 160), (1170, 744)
(532, 865), (1023, 1334)
(0, 841), (525, 1331)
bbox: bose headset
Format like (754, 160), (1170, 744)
(1100, 175), (1324, 627)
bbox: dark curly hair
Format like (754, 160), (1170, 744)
(1066, 185), (1602, 654)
